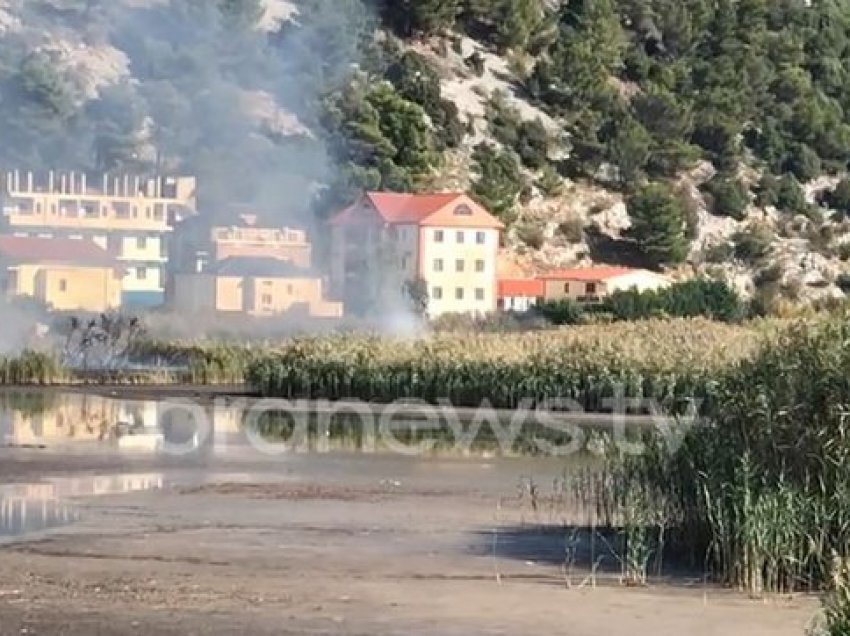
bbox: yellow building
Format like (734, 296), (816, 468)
(540, 267), (672, 303)
(172, 257), (343, 318)
(0, 235), (123, 312)
(0, 171), (197, 307)
(329, 192), (504, 317)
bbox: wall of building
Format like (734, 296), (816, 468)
(172, 273), (342, 318)
(499, 296), (539, 313)
(543, 272), (670, 302)
(16, 265), (123, 311)
(215, 276), (244, 312)
(543, 279), (606, 302)
(418, 226), (499, 316)
(211, 227), (312, 267)
(245, 277), (342, 318)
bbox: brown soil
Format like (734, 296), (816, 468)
(0, 448), (820, 635)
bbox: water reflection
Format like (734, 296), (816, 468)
(0, 390), (621, 455)
(0, 391), (241, 448)
(0, 473), (163, 539)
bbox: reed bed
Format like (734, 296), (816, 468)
(578, 314), (850, 595)
(246, 319), (768, 412)
(0, 350), (65, 385)
(131, 340), (265, 385)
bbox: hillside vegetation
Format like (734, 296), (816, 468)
(7, 0), (850, 305)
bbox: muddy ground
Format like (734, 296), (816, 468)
(0, 446), (819, 635)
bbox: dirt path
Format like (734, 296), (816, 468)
(0, 449), (820, 635)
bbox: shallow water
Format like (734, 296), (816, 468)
(0, 389), (644, 457)
(0, 473), (164, 540)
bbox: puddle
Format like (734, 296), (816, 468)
(0, 473), (164, 540)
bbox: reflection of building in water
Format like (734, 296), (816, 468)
(0, 392), (246, 446)
(0, 394), (159, 444)
(0, 496), (78, 537)
(0, 474), (162, 538)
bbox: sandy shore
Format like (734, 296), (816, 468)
(0, 446), (819, 635)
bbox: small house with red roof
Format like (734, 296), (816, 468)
(0, 235), (123, 312)
(329, 192), (504, 317)
(539, 266), (671, 304)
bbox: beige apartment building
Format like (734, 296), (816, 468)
(171, 214), (342, 318)
(0, 171), (197, 307)
(329, 192), (503, 317)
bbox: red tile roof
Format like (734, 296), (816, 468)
(539, 267), (637, 282)
(498, 279), (545, 298)
(328, 192), (503, 228)
(0, 235), (118, 267)
(365, 192), (464, 224)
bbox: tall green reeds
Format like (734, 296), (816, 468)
(583, 314), (850, 595)
(246, 319), (761, 412)
(0, 350), (65, 384)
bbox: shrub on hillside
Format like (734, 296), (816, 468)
(732, 225), (774, 263)
(701, 174), (749, 220)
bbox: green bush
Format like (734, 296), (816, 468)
(701, 174), (749, 220)
(825, 179), (850, 217)
(535, 298), (584, 325)
(602, 279), (746, 323)
(732, 225), (774, 263)
(776, 174), (808, 215)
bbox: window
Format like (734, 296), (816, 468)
(455, 287), (464, 300)
(136, 237), (147, 250)
(454, 204), (472, 216)
(476, 231), (486, 245)
(287, 284), (294, 295)
(564, 283), (570, 293)
(433, 258), (444, 272)
(59, 279), (67, 292)
(456, 231), (465, 244)
(262, 294), (273, 305)
(475, 288), (485, 301)
(455, 259), (465, 273)
(475, 259), (485, 273)
(136, 267), (147, 280)
(586, 282), (597, 295)
(432, 286), (443, 300)
(35, 203), (41, 214)
(434, 230), (444, 243)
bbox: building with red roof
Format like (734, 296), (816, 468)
(539, 266), (671, 304)
(0, 235), (123, 312)
(496, 278), (545, 313)
(328, 192), (504, 317)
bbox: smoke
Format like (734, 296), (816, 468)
(0, 0), (373, 226)
(0, 0), (440, 340)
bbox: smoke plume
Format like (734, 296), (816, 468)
(0, 0), (372, 227)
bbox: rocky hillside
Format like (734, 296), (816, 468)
(5, 0), (850, 310)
